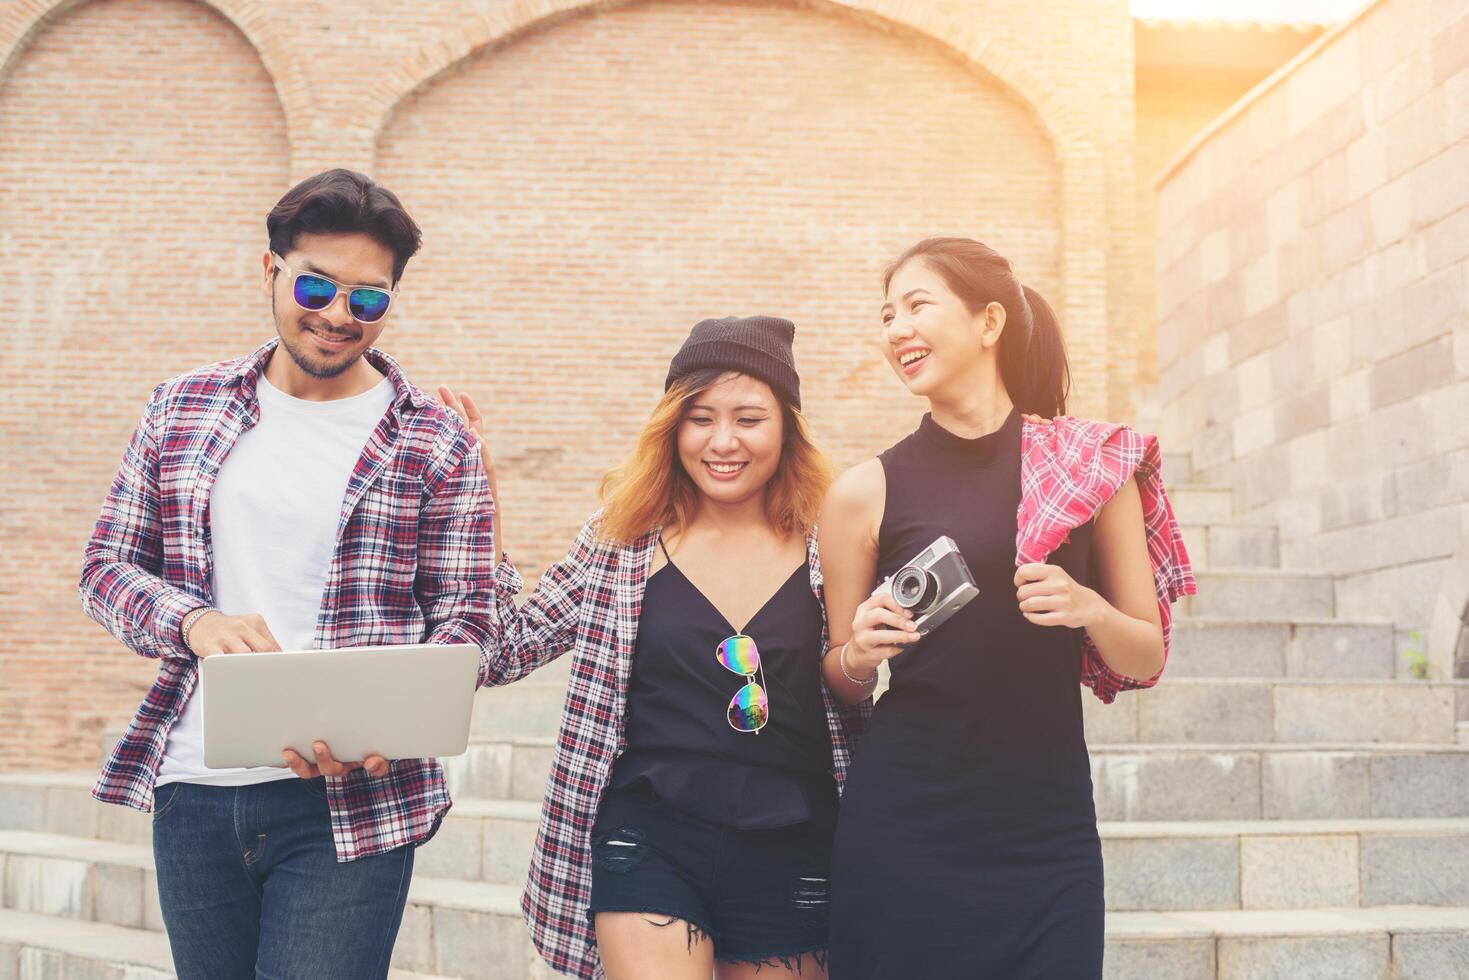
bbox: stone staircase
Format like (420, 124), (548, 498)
(3, 451), (1469, 978)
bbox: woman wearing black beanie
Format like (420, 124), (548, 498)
(441, 315), (867, 980)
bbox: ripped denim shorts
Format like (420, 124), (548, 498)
(587, 783), (833, 970)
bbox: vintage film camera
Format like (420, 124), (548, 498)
(871, 535), (979, 636)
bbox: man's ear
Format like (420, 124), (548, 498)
(980, 301), (1007, 349)
(260, 249), (276, 298)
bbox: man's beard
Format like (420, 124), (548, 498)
(279, 329), (355, 379)
(273, 295), (357, 379)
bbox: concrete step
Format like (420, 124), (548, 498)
(487, 617), (1409, 690)
(417, 799), (541, 888)
(1090, 743), (1469, 821)
(0, 906), (172, 979)
(0, 908), (462, 979)
(0, 833), (547, 979)
(470, 683), (568, 741)
(471, 677), (1467, 746)
(424, 801), (1469, 912)
(1168, 618), (1396, 678)
(10, 808), (1469, 915)
(5, 841), (1469, 980)
(449, 726), (1469, 815)
(394, 877), (557, 979)
(1105, 906), (1469, 979)
(1100, 818), (1469, 913)
(445, 735), (1469, 821)
(6, 899), (1463, 980)
(14, 734), (1469, 846)
(1182, 568), (1336, 620)
(442, 736), (556, 803)
(1085, 678), (1469, 746)
(0, 772), (148, 845)
(428, 811), (1469, 910)
(1169, 484), (1236, 526)
(1179, 522), (1281, 569)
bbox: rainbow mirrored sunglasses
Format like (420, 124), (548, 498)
(271, 253), (397, 324)
(715, 634), (769, 734)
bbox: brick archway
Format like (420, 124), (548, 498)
(0, 0), (294, 768)
(358, 0), (1089, 153)
(0, 0), (313, 160)
(359, 0), (1113, 415)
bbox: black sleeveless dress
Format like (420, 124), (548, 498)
(829, 408), (1104, 979)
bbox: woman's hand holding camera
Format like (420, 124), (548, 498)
(845, 593), (924, 677)
(1014, 563), (1101, 629)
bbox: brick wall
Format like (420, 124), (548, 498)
(0, 0), (290, 767)
(1153, 0), (1469, 672)
(373, 0), (1065, 580)
(1, 0), (1138, 769)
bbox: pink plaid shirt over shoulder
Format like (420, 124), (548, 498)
(1017, 414), (1197, 704)
(80, 339), (494, 862)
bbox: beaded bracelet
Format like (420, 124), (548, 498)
(180, 607), (214, 651)
(838, 641), (878, 687)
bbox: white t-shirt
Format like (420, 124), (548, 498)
(156, 373), (397, 787)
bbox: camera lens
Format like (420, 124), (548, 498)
(892, 566), (938, 613)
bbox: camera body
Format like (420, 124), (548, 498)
(871, 535), (980, 636)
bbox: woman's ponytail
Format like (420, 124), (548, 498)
(1015, 284), (1069, 419)
(883, 238), (1070, 419)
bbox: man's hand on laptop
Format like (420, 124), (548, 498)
(282, 740), (391, 780)
(186, 611), (282, 657)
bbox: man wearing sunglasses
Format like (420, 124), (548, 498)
(79, 169), (494, 979)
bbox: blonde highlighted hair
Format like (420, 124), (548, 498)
(598, 369), (831, 545)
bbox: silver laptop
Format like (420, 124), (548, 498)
(201, 643), (480, 770)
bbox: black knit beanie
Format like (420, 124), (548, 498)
(664, 315), (801, 409)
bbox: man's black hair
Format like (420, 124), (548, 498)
(266, 169), (422, 285)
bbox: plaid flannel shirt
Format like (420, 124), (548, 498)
(482, 523), (868, 980)
(1017, 415), (1197, 703)
(80, 339), (494, 862)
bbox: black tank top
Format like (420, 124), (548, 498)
(610, 547), (837, 829)
(828, 407), (1104, 980)
(871, 407), (1095, 825)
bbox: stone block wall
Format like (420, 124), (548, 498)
(1154, 0), (1469, 673)
(1133, 20), (1324, 387)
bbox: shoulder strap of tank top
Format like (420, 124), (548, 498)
(656, 533), (671, 563)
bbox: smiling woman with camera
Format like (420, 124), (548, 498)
(816, 238), (1196, 979)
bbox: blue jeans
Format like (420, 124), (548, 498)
(151, 777), (415, 980)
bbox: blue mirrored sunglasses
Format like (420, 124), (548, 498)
(271, 253), (396, 324)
